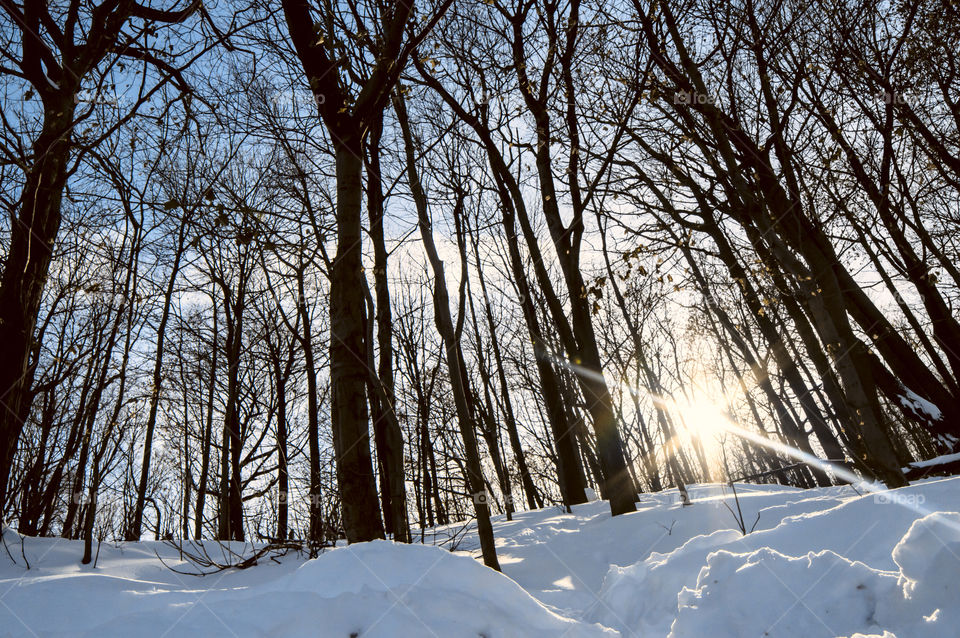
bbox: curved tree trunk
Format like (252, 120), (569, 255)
(395, 92), (499, 570)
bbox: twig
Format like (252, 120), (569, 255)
(1, 529), (16, 566)
(19, 532), (29, 569)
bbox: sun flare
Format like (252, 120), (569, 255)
(676, 398), (732, 442)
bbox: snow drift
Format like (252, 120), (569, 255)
(4, 478), (960, 637)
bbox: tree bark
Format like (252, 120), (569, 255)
(365, 121), (411, 542)
(0, 100), (74, 514)
(329, 139), (385, 543)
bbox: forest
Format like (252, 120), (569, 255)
(1, 0), (958, 577)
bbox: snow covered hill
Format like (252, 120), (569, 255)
(3, 478), (960, 637)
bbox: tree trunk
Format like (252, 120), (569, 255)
(130, 220), (186, 540)
(396, 92), (499, 570)
(365, 121), (411, 542)
(329, 137), (384, 543)
(296, 265), (325, 543)
(0, 102), (74, 514)
(195, 293), (217, 540)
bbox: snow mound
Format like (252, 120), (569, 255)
(275, 540), (612, 637)
(892, 512), (960, 620)
(593, 506), (960, 637)
(669, 548), (897, 638)
(592, 529), (742, 635)
(1, 539), (611, 638)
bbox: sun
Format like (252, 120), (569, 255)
(676, 397), (731, 442)
(669, 397), (734, 479)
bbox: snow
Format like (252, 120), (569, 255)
(897, 388), (943, 422)
(671, 548), (900, 637)
(4, 479), (960, 636)
(0, 537), (607, 637)
(906, 451), (960, 470)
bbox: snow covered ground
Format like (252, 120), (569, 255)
(3, 478), (960, 637)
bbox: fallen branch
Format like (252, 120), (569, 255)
(155, 539), (312, 576)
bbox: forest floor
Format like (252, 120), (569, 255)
(2, 477), (960, 637)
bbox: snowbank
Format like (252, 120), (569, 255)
(665, 512), (960, 638)
(0, 538), (610, 637)
(670, 548), (900, 637)
(589, 485), (960, 637)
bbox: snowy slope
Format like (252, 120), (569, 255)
(3, 478), (960, 637)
